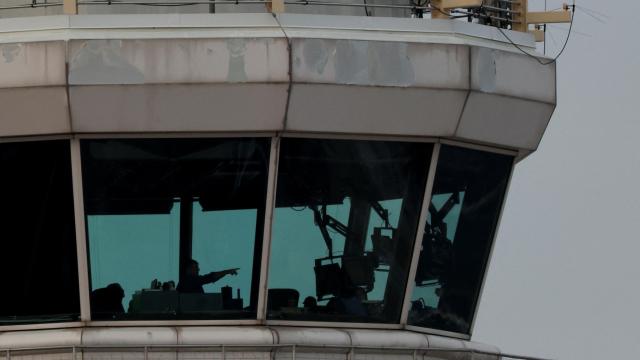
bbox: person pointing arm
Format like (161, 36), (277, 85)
(177, 259), (239, 293)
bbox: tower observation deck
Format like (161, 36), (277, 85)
(0, 1), (569, 359)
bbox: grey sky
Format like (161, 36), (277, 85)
(473, 1), (640, 359)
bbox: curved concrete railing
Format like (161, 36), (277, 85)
(0, 326), (550, 360)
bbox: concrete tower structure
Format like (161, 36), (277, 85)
(0, 1), (570, 359)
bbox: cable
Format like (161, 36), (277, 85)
(362, 0), (370, 16)
(544, 0), (547, 55)
(575, 4), (606, 24)
(494, 0), (575, 66)
(450, 0), (576, 66)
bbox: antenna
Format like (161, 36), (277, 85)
(428, 0), (573, 45)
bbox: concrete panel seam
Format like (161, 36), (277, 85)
(65, 40), (74, 137)
(338, 328), (354, 348)
(288, 81), (469, 92)
(468, 89), (556, 106)
(267, 326), (280, 360)
(528, 102), (557, 152)
(68, 81), (289, 87)
(453, 46), (473, 137)
(453, 90), (471, 136)
(273, 14), (293, 132)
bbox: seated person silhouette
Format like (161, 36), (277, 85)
(303, 296), (318, 313)
(91, 283), (125, 318)
(327, 269), (368, 317)
(177, 259), (238, 293)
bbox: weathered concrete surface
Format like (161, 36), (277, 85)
(0, 14), (554, 153)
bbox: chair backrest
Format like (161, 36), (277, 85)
(267, 288), (300, 310)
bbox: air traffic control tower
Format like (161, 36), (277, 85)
(0, 0), (570, 359)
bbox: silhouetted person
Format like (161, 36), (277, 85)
(91, 283), (125, 318)
(327, 269), (367, 317)
(177, 259), (238, 294)
(303, 296), (318, 313)
(162, 281), (175, 291)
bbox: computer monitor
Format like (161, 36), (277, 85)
(314, 261), (342, 300)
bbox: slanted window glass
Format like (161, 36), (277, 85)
(267, 138), (431, 323)
(408, 145), (513, 334)
(82, 138), (270, 320)
(0, 140), (79, 325)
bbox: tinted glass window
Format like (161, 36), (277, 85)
(408, 145), (513, 333)
(268, 138), (431, 323)
(0, 140), (79, 325)
(82, 138), (270, 320)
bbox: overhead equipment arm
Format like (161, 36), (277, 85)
(311, 204), (350, 259)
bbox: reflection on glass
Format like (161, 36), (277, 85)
(268, 138), (432, 323)
(88, 202), (180, 311)
(408, 145), (513, 334)
(82, 138), (270, 320)
(192, 205), (256, 298)
(0, 140), (79, 325)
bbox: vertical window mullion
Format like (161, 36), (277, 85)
(71, 138), (92, 322)
(399, 142), (441, 326)
(256, 136), (281, 322)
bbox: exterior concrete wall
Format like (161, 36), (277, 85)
(0, 15), (549, 360)
(0, 14), (555, 153)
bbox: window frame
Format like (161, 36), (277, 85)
(78, 134), (274, 323)
(0, 132), (516, 340)
(265, 136), (435, 325)
(0, 136), (81, 328)
(401, 140), (517, 337)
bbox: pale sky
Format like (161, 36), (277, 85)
(472, 1), (640, 359)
